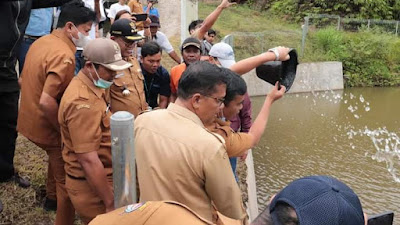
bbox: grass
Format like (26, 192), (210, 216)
(0, 136), (57, 225)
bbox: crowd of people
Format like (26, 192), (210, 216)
(0, 0), (369, 224)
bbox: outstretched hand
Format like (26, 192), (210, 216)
(219, 0), (236, 9)
(276, 46), (290, 61)
(267, 82), (286, 102)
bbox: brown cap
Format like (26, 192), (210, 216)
(89, 201), (213, 225)
(181, 37), (201, 51)
(83, 38), (132, 71)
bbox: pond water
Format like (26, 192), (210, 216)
(251, 87), (400, 223)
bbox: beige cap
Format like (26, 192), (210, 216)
(83, 38), (132, 71)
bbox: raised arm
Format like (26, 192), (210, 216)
(193, 0), (235, 40)
(230, 46), (291, 75)
(248, 82), (285, 146)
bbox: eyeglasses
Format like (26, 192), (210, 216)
(204, 95), (225, 106)
(120, 37), (137, 47)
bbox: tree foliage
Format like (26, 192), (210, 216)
(240, 0), (400, 21)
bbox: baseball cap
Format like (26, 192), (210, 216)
(149, 15), (160, 27)
(181, 37), (201, 51)
(110, 18), (143, 41)
(83, 38), (132, 71)
(269, 175), (365, 225)
(209, 42), (236, 68)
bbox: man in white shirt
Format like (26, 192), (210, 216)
(82, 0), (106, 38)
(108, 0), (131, 24)
(138, 15), (181, 64)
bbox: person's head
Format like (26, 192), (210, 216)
(115, 10), (131, 21)
(188, 19), (203, 35)
(149, 15), (161, 37)
(148, 0), (158, 5)
(222, 71), (247, 120)
(82, 38), (132, 89)
(205, 29), (216, 43)
(208, 42), (236, 68)
(256, 175), (366, 225)
(177, 61), (228, 125)
(140, 41), (162, 74)
(181, 37), (201, 65)
(57, 0), (96, 47)
(110, 19), (143, 58)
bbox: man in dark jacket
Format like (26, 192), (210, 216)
(0, 0), (74, 209)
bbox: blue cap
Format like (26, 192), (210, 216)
(269, 175), (365, 225)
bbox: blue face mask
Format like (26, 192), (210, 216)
(90, 64), (114, 89)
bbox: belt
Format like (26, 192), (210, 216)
(23, 34), (41, 40)
(67, 174), (86, 180)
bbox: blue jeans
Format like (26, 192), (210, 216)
(17, 37), (36, 74)
(230, 157), (238, 182)
(75, 50), (83, 75)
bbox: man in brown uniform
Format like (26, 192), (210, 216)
(17, 2), (96, 224)
(109, 18), (148, 117)
(135, 61), (247, 224)
(58, 38), (132, 224)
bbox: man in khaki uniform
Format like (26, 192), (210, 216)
(58, 38), (131, 224)
(109, 18), (148, 117)
(135, 61), (247, 224)
(17, 2), (96, 224)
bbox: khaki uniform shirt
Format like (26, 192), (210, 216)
(208, 118), (253, 157)
(134, 103), (247, 223)
(17, 29), (76, 146)
(109, 57), (147, 117)
(58, 72), (112, 179)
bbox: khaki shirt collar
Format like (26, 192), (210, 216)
(51, 29), (76, 54)
(167, 103), (204, 128)
(77, 71), (105, 99)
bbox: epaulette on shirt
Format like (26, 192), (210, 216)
(78, 85), (90, 100)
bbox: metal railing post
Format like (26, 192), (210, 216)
(111, 111), (136, 208)
(301, 16), (309, 57)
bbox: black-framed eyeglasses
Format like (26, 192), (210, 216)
(204, 95), (225, 106)
(120, 36), (137, 47)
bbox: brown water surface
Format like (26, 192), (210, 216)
(251, 87), (400, 223)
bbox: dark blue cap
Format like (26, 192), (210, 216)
(269, 175), (365, 225)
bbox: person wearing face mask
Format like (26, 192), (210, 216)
(17, 2), (96, 225)
(58, 38), (132, 224)
(109, 18), (149, 116)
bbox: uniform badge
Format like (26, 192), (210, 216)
(63, 59), (73, 64)
(122, 88), (131, 96)
(76, 104), (90, 110)
(124, 203), (143, 213)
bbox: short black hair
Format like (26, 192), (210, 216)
(207, 29), (216, 36)
(141, 41), (161, 58)
(224, 70), (247, 105)
(178, 61), (228, 100)
(188, 19), (204, 33)
(57, 0), (96, 28)
(115, 10), (131, 21)
(272, 202), (299, 225)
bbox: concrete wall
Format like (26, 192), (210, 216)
(242, 61), (344, 96)
(157, 0), (198, 41)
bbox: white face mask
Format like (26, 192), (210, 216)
(71, 24), (90, 48)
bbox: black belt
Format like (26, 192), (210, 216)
(23, 34), (41, 40)
(67, 174), (86, 180)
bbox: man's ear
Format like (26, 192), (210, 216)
(191, 93), (202, 109)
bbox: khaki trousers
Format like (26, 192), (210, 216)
(66, 176), (113, 224)
(35, 143), (75, 225)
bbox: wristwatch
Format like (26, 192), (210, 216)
(268, 48), (280, 61)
